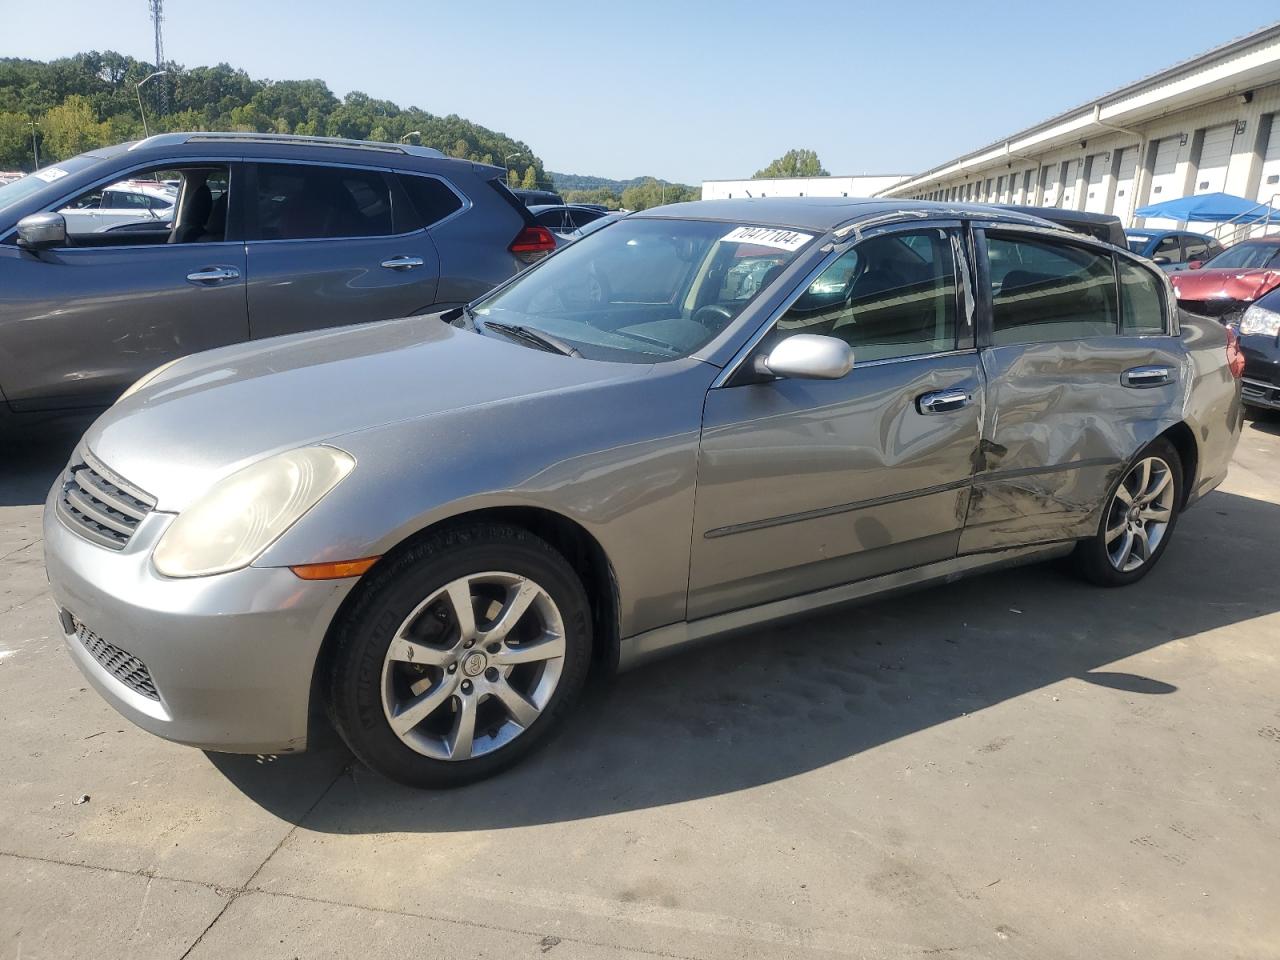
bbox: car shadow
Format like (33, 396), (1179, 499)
(0, 415), (94, 508)
(209, 485), (1278, 832)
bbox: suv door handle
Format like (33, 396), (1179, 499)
(917, 389), (973, 415)
(1121, 365), (1173, 388)
(381, 256), (425, 270)
(186, 266), (240, 284)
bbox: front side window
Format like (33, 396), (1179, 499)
(1153, 235), (1181, 260)
(1118, 259), (1166, 334)
(253, 163), (393, 240)
(54, 165), (226, 244)
(1204, 242), (1280, 270)
(987, 234), (1117, 345)
(773, 228), (958, 362)
(474, 218), (815, 362)
(1182, 237), (1211, 261)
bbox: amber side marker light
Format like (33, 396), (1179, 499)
(290, 557), (381, 580)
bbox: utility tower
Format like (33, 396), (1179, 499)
(148, 0), (166, 114)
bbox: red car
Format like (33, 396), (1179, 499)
(1169, 236), (1280, 321)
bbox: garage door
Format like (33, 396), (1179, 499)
(1059, 159), (1080, 208)
(1084, 153), (1109, 213)
(1145, 137), (1183, 227)
(1111, 147), (1139, 221)
(1041, 164), (1061, 206)
(1258, 115), (1280, 207)
(1195, 123), (1236, 194)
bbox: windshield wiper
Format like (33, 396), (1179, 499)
(481, 319), (582, 357)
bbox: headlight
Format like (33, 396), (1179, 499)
(1239, 304), (1280, 338)
(153, 446), (355, 578)
(117, 357), (184, 403)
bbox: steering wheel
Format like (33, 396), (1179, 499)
(692, 303), (734, 332)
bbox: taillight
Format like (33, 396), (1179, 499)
(510, 225), (556, 264)
(1225, 325), (1245, 379)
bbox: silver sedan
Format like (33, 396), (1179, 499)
(44, 199), (1243, 787)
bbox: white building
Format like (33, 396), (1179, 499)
(878, 23), (1280, 236)
(701, 174), (909, 201)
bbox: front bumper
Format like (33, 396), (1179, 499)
(43, 483), (357, 754)
(1239, 333), (1280, 409)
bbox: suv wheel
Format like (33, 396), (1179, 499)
(326, 523), (591, 787)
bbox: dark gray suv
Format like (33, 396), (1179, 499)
(0, 132), (554, 417)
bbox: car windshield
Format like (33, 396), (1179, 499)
(473, 218), (816, 362)
(0, 155), (100, 215)
(1126, 234), (1153, 253)
(1205, 241), (1280, 270)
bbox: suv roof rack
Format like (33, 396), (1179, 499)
(128, 131), (445, 158)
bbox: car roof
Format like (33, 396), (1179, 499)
(632, 197), (1058, 233)
(526, 204), (603, 214)
(1000, 204), (1120, 226)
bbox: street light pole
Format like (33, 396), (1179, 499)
(505, 151), (524, 187)
(399, 131), (422, 144)
(134, 70), (168, 139)
(27, 120), (39, 170)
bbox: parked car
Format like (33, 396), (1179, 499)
(511, 187), (564, 207)
(527, 203), (611, 245)
(58, 178), (177, 235)
(1124, 229), (1224, 272)
(1234, 285), (1280, 413)
(44, 198), (1242, 787)
(998, 206), (1126, 246)
(0, 132), (554, 419)
(1168, 236), (1280, 321)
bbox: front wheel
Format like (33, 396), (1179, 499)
(325, 523), (592, 788)
(1072, 438), (1183, 587)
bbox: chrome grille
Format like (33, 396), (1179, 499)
(74, 619), (160, 701)
(55, 452), (155, 550)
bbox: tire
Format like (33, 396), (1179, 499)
(325, 522), (592, 788)
(1072, 437), (1183, 587)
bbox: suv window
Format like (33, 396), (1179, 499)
(253, 163), (393, 240)
(775, 228), (958, 362)
(397, 173), (463, 228)
(1118, 259), (1166, 334)
(56, 165), (226, 244)
(1182, 236), (1212, 261)
(987, 234), (1117, 345)
(1153, 235), (1181, 260)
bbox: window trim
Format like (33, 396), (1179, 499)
(1, 156), (241, 249)
(242, 158), (422, 244)
(714, 219), (972, 389)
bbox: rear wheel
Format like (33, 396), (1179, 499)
(1073, 438), (1182, 586)
(326, 523), (592, 787)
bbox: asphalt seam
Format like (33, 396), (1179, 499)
(0, 537), (41, 563)
(175, 760), (353, 960)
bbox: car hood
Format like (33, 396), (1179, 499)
(83, 316), (648, 511)
(1170, 267), (1280, 303)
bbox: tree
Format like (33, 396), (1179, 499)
(621, 178), (700, 211)
(40, 95), (108, 161)
(753, 149), (829, 179)
(520, 166), (538, 190)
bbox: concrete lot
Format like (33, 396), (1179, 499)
(1, 417), (1278, 960)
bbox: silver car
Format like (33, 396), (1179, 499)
(43, 199), (1243, 787)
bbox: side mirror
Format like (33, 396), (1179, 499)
(757, 334), (854, 380)
(16, 212), (67, 251)
(1152, 256), (1171, 265)
(1187, 260), (1204, 271)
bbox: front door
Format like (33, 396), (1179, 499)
(0, 161), (246, 410)
(960, 227), (1187, 552)
(688, 224), (983, 620)
(243, 162), (441, 339)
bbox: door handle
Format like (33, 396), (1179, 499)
(1121, 365), (1173, 388)
(381, 256), (425, 270)
(917, 389), (973, 415)
(186, 266), (240, 284)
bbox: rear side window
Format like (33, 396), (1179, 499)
(986, 234), (1117, 345)
(253, 163), (393, 240)
(398, 173), (464, 228)
(1118, 260), (1166, 334)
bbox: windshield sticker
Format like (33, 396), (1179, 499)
(33, 167), (69, 183)
(720, 226), (813, 252)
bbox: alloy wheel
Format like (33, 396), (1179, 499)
(1105, 456), (1176, 573)
(379, 572), (566, 761)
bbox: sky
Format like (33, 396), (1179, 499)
(1, 1), (1275, 184)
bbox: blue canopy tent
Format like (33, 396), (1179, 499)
(1135, 192), (1280, 224)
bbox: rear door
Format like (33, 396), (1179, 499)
(689, 222), (983, 619)
(243, 161), (442, 339)
(960, 226), (1186, 552)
